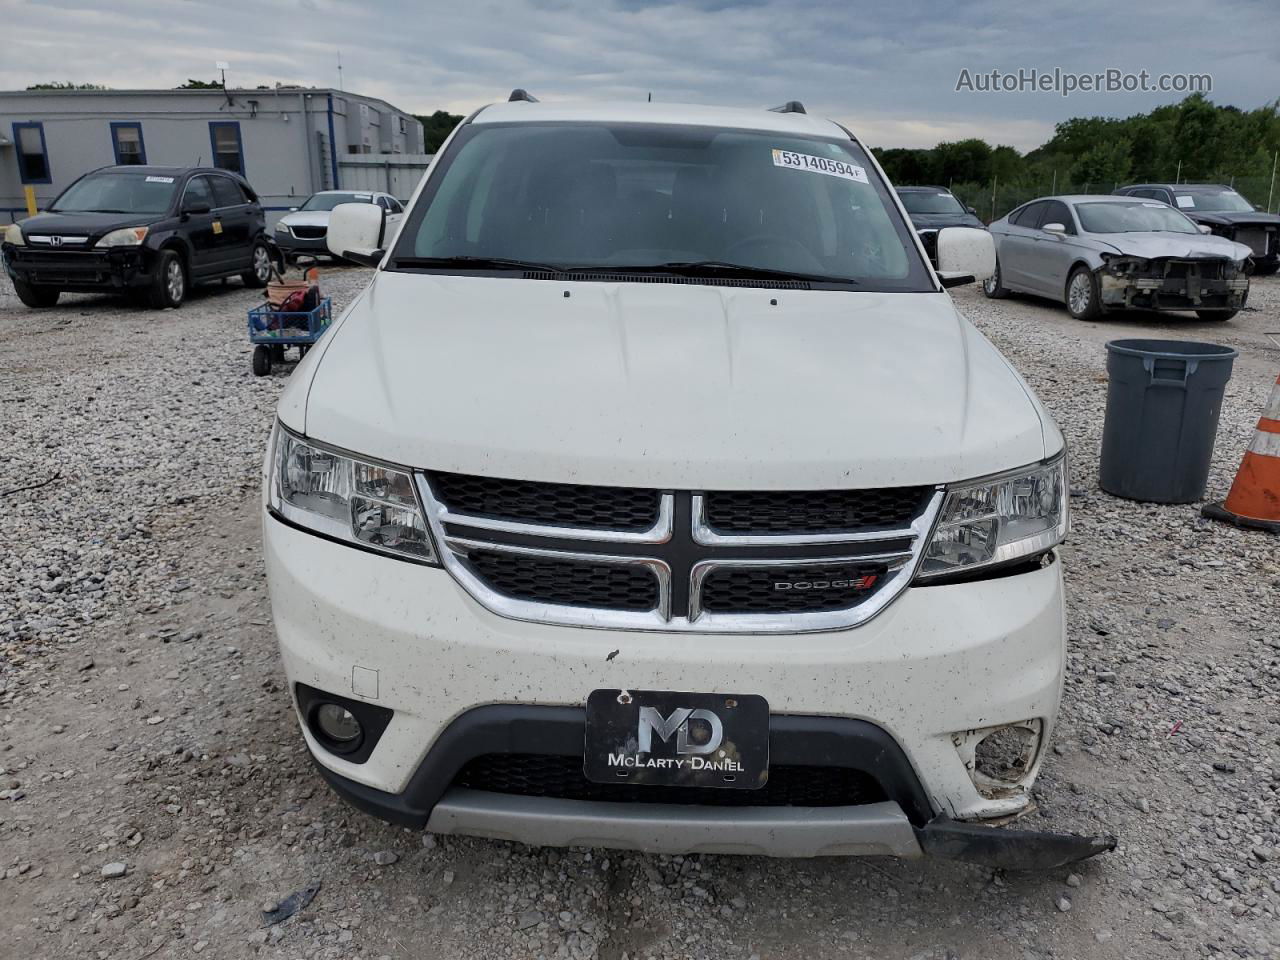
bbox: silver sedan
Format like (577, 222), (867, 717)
(984, 195), (1252, 320)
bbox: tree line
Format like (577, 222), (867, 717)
(873, 94), (1280, 212)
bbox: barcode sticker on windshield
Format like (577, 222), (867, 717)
(772, 149), (868, 184)
(145, 176), (175, 184)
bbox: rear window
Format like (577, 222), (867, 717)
(392, 121), (933, 291)
(51, 172), (177, 215)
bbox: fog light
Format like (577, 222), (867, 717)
(952, 719), (1043, 800)
(315, 703), (362, 744)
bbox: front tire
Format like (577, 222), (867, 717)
(13, 279), (60, 308)
(147, 250), (187, 309)
(1066, 265), (1101, 320)
(1196, 309), (1238, 321)
(241, 241), (273, 288)
(252, 344), (272, 376)
(982, 258), (1008, 298)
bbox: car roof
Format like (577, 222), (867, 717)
(1026, 195), (1164, 205)
(472, 99), (850, 139)
(895, 185), (952, 193)
(1122, 183), (1231, 191)
(312, 189), (380, 195)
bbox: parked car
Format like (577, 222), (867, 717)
(2, 165), (274, 309)
(895, 185), (986, 264)
(1112, 183), (1280, 275)
(261, 95), (1114, 868)
(273, 190), (404, 261)
(985, 195), (1252, 320)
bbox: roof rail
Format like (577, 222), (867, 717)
(508, 88), (539, 103)
(769, 101), (806, 115)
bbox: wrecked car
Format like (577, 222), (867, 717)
(985, 195), (1252, 321)
(1113, 183), (1280, 276)
(263, 95), (1115, 869)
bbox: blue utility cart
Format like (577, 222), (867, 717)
(247, 297), (332, 376)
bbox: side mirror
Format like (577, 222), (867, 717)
(966, 205), (979, 216)
(182, 202), (211, 217)
(1042, 222), (1067, 236)
(289, 206), (299, 212)
(327, 201), (387, 266)
(1197, 224), (1212, 234)
(935, 226), (996, 289)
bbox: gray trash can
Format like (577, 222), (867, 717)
(1100, 339), (1238, 504)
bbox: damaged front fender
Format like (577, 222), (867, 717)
(916, 815), (1117, 870)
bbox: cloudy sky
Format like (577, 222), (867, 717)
(4, 0), (1278, 150)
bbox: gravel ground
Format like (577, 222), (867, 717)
(0, 267), (1277, 960)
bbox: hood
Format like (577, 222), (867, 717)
(1097, 231), (1253, 262)
(293, 272), (1052, 489)
(17, 210), (164, 242)
(278, 210), (332, 229)
(1186, 210), (1280, 228)
(908, 212), (987, 230)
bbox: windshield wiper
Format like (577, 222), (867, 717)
(393, 255), (570, 273)
(630, 260), (857, 285)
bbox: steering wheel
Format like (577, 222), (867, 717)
(722, 234), (825, 273)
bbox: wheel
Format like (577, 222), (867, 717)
(1252, 261), (1279, 277)
(241, 241), (273, 288)
(146, 250), (187, 309)
(1066, 265), (1101, 320)
(982, 258), (1008, 299)
(12, 279), (60, 307)
(252, 344), (272, 376)
(1196, 309), (1238, 321)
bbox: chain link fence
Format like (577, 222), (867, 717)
(948, 173), (1278, 223)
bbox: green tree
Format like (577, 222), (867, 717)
(414, 110), (464, 153)
(26, 81), (108, 90)
(177, 79), (223, 89)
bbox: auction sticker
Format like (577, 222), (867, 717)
(145, 176), (175, 184)
(772, 149), (868, 183)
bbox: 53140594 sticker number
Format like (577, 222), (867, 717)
(771, 149), (869, 184)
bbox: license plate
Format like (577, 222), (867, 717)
(584, 689), (769, 790)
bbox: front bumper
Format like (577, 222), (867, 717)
(1098, 261), (1249, 312)
(274, 232), (331, 256)
(265, 508), (1076, 837)
(2, 243), (155, 291)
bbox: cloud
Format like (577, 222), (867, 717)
(3, 0), (1277, 151)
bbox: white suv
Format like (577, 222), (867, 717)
(263, 95), (1113, 868)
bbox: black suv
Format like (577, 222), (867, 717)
(2, 165), (276, 308)
(895, 186), (986, 265)
(1112, 183), (1280, 275)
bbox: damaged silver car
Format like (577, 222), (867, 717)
(985, 195), (1252, 320)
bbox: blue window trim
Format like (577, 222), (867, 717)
(208, 121), (245, 175)
(12, 122), (51, 184)
(109, 121), (147, 165)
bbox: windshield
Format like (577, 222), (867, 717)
(391, 121), (930, 290)
(1171, 189), (1255, 213)
(1075, 201), (1199, 235)
(898, 191), (965, 215)
(51, 172), (177, 215)
(301, 192), (375, 211)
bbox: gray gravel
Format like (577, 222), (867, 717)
(1, 268), (1277, 959)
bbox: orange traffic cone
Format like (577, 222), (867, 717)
(1202, 372), (1280, 533)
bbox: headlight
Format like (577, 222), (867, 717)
(95, 226), (149, 248)
(918, 452), (1068, 580)
(4, 223), (24, 245)
(268, 424), (437, 564)
(1100, 255), (1148, 276)
(274, 222), (291, 234)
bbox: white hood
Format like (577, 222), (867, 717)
(278, 210), (331, 229)
(288, 272), (1053, 489)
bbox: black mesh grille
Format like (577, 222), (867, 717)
(703, 487), (929, 535)
(700, 563), (886, 614)
(465, 550), (658, 611)
(291, 225), (327, 239)
(429, 472), (660, 531)
(454, 754), (887, 807)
